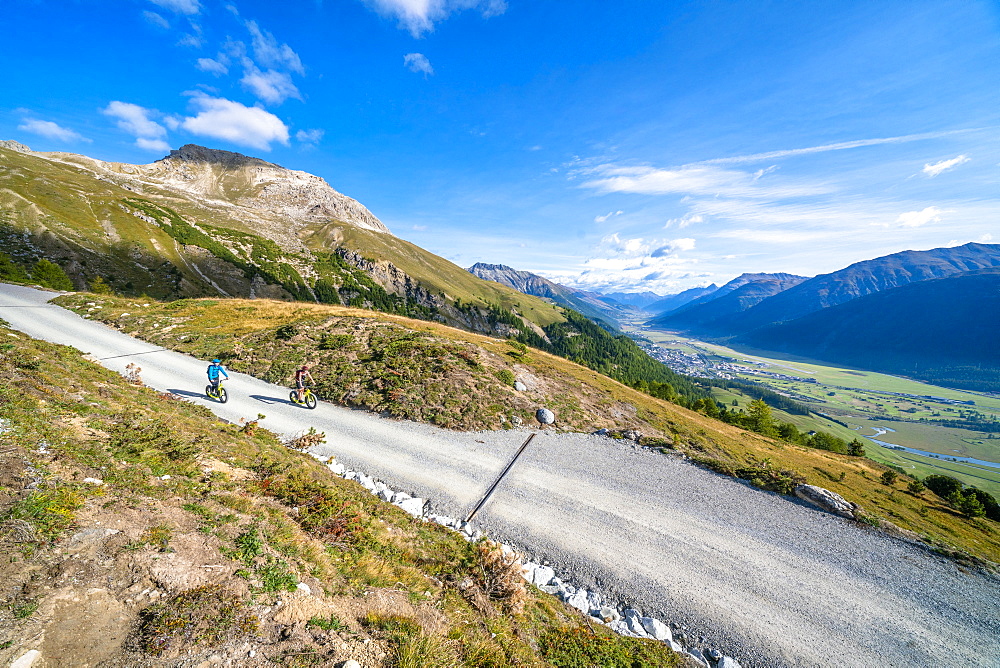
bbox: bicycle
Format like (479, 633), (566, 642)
(205, 380), (229, 403)
(289, 386), (318, 409)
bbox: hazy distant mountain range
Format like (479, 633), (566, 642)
(643, 243), (1000, 390)
(466, 262), (641, 327)
(740, 267), (1000, 391)
(649, 273), (807, 333)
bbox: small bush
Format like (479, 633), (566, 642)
(880, 470), (898, 486)
(494, 369), (516, 386)
(319, 333), (353, 350)
(276, 324), (298, 340)
(475, 541), (527, 614)
(907, 479), (926, 494)
(307, 615), (348, 632)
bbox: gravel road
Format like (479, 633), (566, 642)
(2, 283), (998, 668)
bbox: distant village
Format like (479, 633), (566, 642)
(638, 342), (818, 384)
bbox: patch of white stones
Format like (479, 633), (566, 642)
(317, 453), (743, 668)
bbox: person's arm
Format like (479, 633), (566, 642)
(222, 367), (230, 379)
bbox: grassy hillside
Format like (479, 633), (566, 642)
(58, 293), (1000, 565)
(0, 318), (685, 667)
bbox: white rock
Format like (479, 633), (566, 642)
(11, 650), (42, 668)
(586, 590), (603, 609)
(597, 606), (620, 622)
(296, 582), (311, 595)
(513, 381), (527, 391)
(566, 588), (590, 613)
(535, 408), (555, 425)
(794, 484), (857, 519)
(686, 649), (710, 667)
(378, 489), (394, 502)
(327, 462), (346, 475)
(624, 609), (648, 637)
(521, 561), (541, 579)
(82, 477), (104, 485)
(669, 639), (683, 652)
(342, 661), (362, 668)
(391, 491), (411, 504)
(374, 481), (386, 494)
(718, 658), (743, 668)
(160, 475), (171, 480)
(641, 617), (673, 642)
(396, 497), (425, 517)
(531, 565), (555, 586)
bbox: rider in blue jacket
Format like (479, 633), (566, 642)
(207, 358), (229, 391)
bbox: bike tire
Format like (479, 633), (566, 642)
(218, 388), (228, 403)
(289, 390), (299, 404)
(305, 392), (317, 410)
(206, 384), (214, 399)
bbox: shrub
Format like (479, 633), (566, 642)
(494, 369), (516, 386)
(475, 540), (527, 614)
(847, 439), (866, 457)
(880, 470), (898, 486)
(907, 479), (926, 494)
(31, 259), (74, 290)
(276, 324), (298, 340)
(319, 333), (353, 350)
(924, 474), (963, 500)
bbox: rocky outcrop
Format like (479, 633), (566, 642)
(0, 140), (33, 154)
(146, 145), (390, 234)
(794, 484), (858, 519)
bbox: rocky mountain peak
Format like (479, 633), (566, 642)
(161, 144), (275, 169)
(0, 140), (33, 154)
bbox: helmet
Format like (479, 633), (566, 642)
(301, 364), (309, 370)
(212, 359), (220, 363)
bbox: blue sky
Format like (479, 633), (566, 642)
(3, 0), (999, 295)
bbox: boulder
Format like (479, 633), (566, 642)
(11, 650), (41, 668)
(396, 497), (425, 517)
(566, 588), (590, 613)
(530, 565), (555, 587)
(536, 408), (555, 425)
(685, 649), (710, 667)
(597, 606), (620, 623)
(640, 616), (673, 642)
(623, 609), (649, 637)
(719, 657), (744, 668)
(794, 484), (857, 519)
(514, 381), (527, 391)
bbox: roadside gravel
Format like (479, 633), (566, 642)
(2, 283), (998, 667)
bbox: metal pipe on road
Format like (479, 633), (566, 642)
(464, 432), (536, 523)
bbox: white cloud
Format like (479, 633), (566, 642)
(17, 118), (90, 143)
(700, 128), (978, 166)
(594, 210), (623, 223)
(664, 213), (703, 229)
(149, 0), (201, 15)
(241, 66), (301, 105)
(711, 228), (836, 244)
(102, 101), (167, 139)
(177, 33), (204, 48)
(245, 21), (304, 74)
(362, 0), (507, 37)
(181, 94), (289, 151)
(295, 128), (324, 145)
(136, 137), (172, 152)
(922, 155), (970, 177)
(978, 233), (993, 243)
(652, 238), (696, 255)
(403, 52), (434, 76)
(197, 57), (229, 76)
(143, 10), (170, 28)
(412, 224), (428, 231)
(579, 163), (826, 199)
(894, 206), (943, 228)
